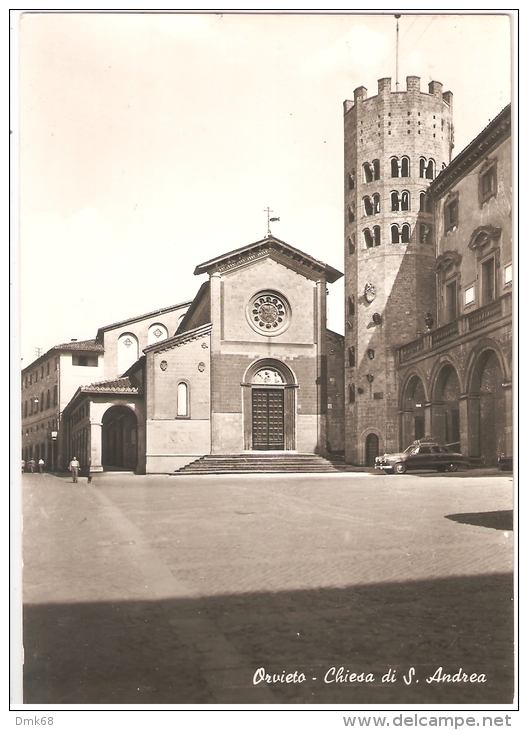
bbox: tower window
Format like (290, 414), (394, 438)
(372, 159), (380, 180)
(364, 229), (374, 248)
(419, 190), (433, 213)
(390, 156), (410, 178)
(348, 347), (355, 367)
(348, 296), (355, 316)
(391, 224), (410, 244)
(373, 226), (381, 246)
(348, 205), (355, 223)
(419, 157), (435, 179)
(363, 162), (373, 183)
(363, 197), (374, 216)
(348, 235), (356, 254)
(391, 191), (410, 212)
(373, 193), (380, 213)
(348, 171), (355, 189)
(349, 384), (356, 403)
(401, 191), (410, 211)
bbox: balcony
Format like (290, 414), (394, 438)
(398, 292), (511, 364)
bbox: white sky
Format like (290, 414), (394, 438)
(15, 11), (513, 367)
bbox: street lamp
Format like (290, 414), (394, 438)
(51, 430), (58, 472)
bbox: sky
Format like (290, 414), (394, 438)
(14, 11), (513, 367)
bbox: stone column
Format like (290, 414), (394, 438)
(90, 421), (103, 472)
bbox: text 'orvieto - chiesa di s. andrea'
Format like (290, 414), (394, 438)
(21, 75), (512, 474)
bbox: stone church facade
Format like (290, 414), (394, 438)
(59, 237), (344, 473)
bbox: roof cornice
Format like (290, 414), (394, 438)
(429, 104), (511, 198)
(194, 236), (343, 283)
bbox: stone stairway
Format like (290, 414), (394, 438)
(174, 453), (348, 475)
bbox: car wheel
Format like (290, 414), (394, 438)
(447, 463), (459, 472)
(394, 462), (407, 475)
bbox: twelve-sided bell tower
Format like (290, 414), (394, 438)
(343, 76), (454, 464)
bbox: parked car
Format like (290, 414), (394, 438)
(374, 439), (468, 474)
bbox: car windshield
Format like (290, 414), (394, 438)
(403, 445), (417, 454)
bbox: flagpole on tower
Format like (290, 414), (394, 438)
(395, 14), (401, 91)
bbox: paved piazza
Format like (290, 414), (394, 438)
(20, 470), (514, 705)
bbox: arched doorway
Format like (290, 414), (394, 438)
(102, 406), (138, 471)
(432, 364), (461, 451)
(468, 349), (506, 465)
(401, 375), (427, 447)
(242, 359), (297, 451)
(365, 433), (379, 466)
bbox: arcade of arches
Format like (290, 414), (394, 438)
(102, 406), (138, 471)
(400, 347), (510, 465)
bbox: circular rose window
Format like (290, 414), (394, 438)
(247, 291), (291, 336)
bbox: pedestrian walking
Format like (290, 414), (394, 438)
(21, 459), (25, 474)
(38, 458), (45, 474)
(69, 457), (80, 483)
(28, 459), (36, 473)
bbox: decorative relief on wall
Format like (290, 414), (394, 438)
(252, 368), (285, 384)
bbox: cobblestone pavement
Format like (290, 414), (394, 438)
(20, 470), (514, 705)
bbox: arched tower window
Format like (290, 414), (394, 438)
(401, 223), (411, 243)
(177, 382), (189, 417)
(391, 191), (399, 211)
(373, 226), (381, 246)
(364, 229), (374, 248)
(420, 157), (436, 179)
(401, 156), (410, 177)
(362, 162), (373, 183)
(401, 190), (410, 211)
(348, 171), (355, 189)
(348, 205), (355, 223)
(372, 159), (380, 179)
(419, 191), (433, 213)
(348, 347), (355, 367)
(373, 193), (380, 213)
(391, 157), (399, 178)
(348, 235), (356, 254)
(363, 197), (374, 216)
(348, 296), (355, 315)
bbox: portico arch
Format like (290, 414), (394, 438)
(431, 362), (462, 451)
(400, 373), (428, 448)
(242, 359), (297, 451)
(466, 345), (508, 464)
(101, 405), (138, 471)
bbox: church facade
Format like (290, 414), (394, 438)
(60, 237), (344, 473)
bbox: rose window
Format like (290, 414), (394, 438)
(252, 295), (286, 330)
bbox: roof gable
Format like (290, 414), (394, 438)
(194, 235), (342, 283)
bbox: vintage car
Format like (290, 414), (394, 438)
(374, 439), (468, 474)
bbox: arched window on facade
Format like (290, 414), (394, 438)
(348, 171), (355, 189)
(348, 205), (355, 223)
(364, 229), (374, 249)
(348, 235), (355, 254)
(349, 384), (356, 404)
(373, 226), (381, 246)
(372, 159), (380, 180)
(363, 197), (373, 216)
(400, 156), (410, 177)
(46, 390), (50, 409)
(401, 224), (411, 243)
(390, 157), (399, 178)
(177, 382), (189, 417)
(348, 347), (355, 367)
(391, 224), (400, 243)
(348, 296), (355, 316)
(401, 191), (410, 211)
(373, 193), (380, 213)
(117, 332), (139, 376)
(391, 191), (399, 211)
(419, 223), (433, 244)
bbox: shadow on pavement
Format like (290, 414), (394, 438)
(23, 572), (514, 705)
(446, 510), (513, 531)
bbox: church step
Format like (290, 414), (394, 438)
(174, 454), (345, 474)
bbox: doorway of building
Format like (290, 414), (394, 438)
(252, 389), (285, 450)
(102, 405), (138, 471)
(365, 433), (379, 466)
